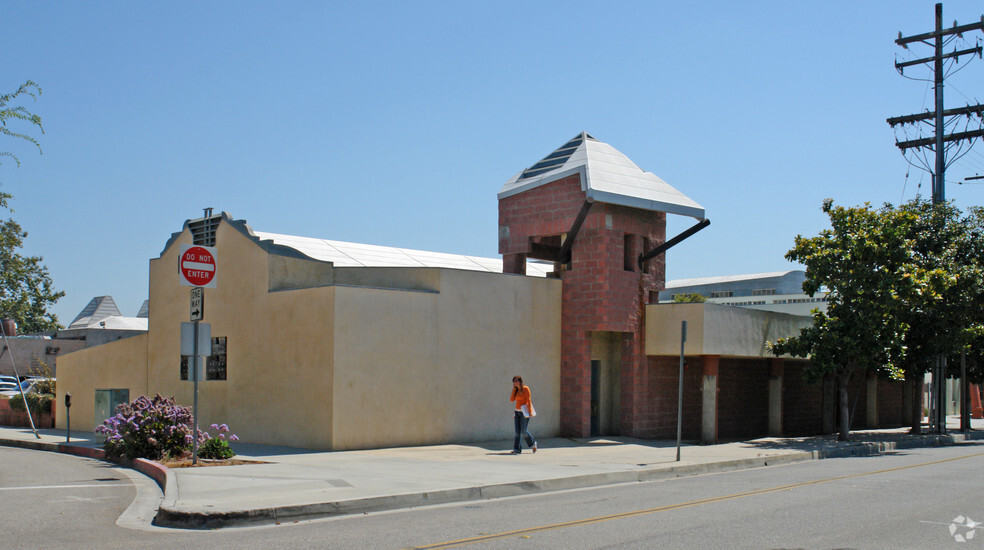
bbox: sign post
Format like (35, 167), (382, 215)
(676, 321), (686, 462)
(179, 243), (217, 465)
(181, 321), (211, 465)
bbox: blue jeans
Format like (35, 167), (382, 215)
(513, 410), (536, 452)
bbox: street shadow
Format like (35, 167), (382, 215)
(474, 436), (697, 454)
(229, 441), (319, 458)
(740, 429), (984, 455)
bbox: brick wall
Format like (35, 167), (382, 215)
(647, 356), (702, 439)
(781, 361), (825, 435)
(499, 175), (667, 437)
(0, 398), (55, 429)
(717, 358), (770, 440)
(877, 377), (905, 427)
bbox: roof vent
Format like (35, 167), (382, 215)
(189, 209), (220, 246)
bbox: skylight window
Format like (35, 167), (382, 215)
(519, 133), (595, 180)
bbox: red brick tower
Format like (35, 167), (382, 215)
(498, 133), (705, 437)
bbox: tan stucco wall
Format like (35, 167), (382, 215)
(646, 303), (813, 357)
(331, 269), (562, 449)
(146, 222), (335, 450)
(57, 215), (562, 451)
(55, 333), (149, 430)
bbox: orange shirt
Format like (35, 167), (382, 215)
(510, 385), (532, 410)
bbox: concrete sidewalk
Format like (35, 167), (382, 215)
(1, 419), (983, 529)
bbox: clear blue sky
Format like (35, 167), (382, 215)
(3, 1), (984, 326)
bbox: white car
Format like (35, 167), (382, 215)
(0, 379), (41, 397)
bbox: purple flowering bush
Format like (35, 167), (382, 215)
(95, 394), (238, 462)
(198, 423), (239, 460)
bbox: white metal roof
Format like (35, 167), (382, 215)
(92, 316), (148, 330)
(498, 133), (705, 220)
(68, 296), (122, 329)
(665, 271), (802, 289)
(254, 232), (553, 277)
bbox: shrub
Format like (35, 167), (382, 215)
(8, 391), (52, 414)
(31, 377), (55, 395)
(95, 394), (239, 462)
(197, 423), (239, 460)
(96, 394), (194, 461)
(8, 374), (55, 415)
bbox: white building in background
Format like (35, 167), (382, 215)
(0, 296), (149, 379)
(660, 270), (828, 316)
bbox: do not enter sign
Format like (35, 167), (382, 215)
(179, 244), (217, 288)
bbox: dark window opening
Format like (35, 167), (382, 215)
(529, 235), (564, 263)
(641, 238), (653, 275)
(181, 336), (228, 381)
(624, 234), (636, 272)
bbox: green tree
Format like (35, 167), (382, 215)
(0, 80), (43, 167)
(891, 201), (984, 433)
(771, 200), (912, 441)
(772, 198), (984, 439)
(0, 81), (62, 332)
(672, 292), (706, 303)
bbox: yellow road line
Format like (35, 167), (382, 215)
(411, 450), (984, 549)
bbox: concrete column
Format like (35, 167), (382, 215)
(701, 355), (719, 445)
(768, 358), (783, 437)
(502, 253), (527, 275)
(866, 372), (878, 429)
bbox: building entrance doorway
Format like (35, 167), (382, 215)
(590, 332), (622, 436)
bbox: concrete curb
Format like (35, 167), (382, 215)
(155, 455), (827, 529)
(6, 429), (984, 530)
(0, 437), (173, 499)
(153, 431), (984, 529)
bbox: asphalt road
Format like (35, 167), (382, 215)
(4, 443), (984, 549)
(0, 446), (136, 546)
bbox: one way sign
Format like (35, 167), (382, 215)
(190, 287), (204, 321)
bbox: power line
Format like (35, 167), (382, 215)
(887, 3), (984, 437)
(887, 3), (984, 205)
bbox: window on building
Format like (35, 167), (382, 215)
(181, 336), (228, 381)
(709, 291), (733, 298)
(624, 234), (636, 272)
(751, 289), (776, 296)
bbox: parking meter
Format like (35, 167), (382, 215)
(65, 393), (71, 442)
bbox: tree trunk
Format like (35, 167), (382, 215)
(837, 369), (852, 441)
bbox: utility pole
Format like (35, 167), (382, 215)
(887, 3), (984, 434)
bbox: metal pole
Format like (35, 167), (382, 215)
(0, 322), (39, 439)
(937, 356), (947, 434)
(192, 318), (199, 465)
(934, 2), (945, 204)
(676, 321), (687, 462)
(961, 352), (969, 432)
(930, 3), (946, 435)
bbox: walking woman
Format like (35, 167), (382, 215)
(510, 375), (537, 454)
